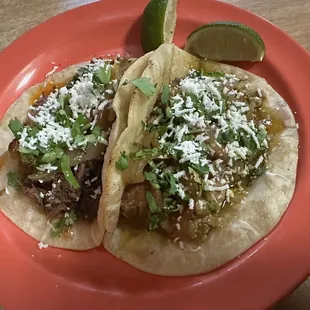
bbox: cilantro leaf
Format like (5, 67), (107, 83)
(161, 84), (170, 104)
(128, 78), (156, 98)
(149, 213), (166, 230)
(146, 191), (158, 213)
(115, 152), (128, 171)
(257, 128), (267, 144)
(8, 118), (24, 138)
(217, 130), (236, 144)
(93, 64), (112, 84)
(207, 71), (225, 78)
(7, 171), (22, 191)
(19, 146), (39, 156)
(64, 209), (78, 226)
(144, 171), (158, 184)
(189, 163), (209, 175)
(58, 94), (71, 109)
(168, 174), (177, 195)
(60, 154), (79, 189)
(41, 147), (64, 163)
(50, 210), (77, 238)
(72, 114), (88, 138)
(92, 125), (102, 137)
(130, 147), (160, 160)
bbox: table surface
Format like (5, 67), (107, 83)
(0, 0), (309, 309)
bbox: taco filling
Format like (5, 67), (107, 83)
(118, 68), (284, 243)
(7, 57), (133, 237)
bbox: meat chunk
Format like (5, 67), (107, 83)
(120, 181), (163, 229)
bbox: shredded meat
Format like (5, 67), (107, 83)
(22, 159), (103, 221)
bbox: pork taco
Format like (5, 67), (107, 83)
(103, 44), (298, 275)
(0, 53), (150, 250)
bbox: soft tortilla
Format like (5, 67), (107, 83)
(103, 44), (298, 275)
(0, 54), (150, 250)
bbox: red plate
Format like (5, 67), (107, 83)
(0, 0), (309, 309)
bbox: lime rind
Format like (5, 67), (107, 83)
(141, 0), (177, 53)
(185, 21), (266, 62)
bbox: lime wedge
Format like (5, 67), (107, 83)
(141, 0), (178, 53)
(185, 21), (266, 62)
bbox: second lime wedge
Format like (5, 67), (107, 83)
(184, 21), (266, 62)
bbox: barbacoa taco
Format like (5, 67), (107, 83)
(103, 44), (298, 275)
(0, 53), (150, 250)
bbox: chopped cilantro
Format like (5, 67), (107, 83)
(7, 171), (22, 191)
(115, 152), (128, 171)
(72, 114), (89, 139)
(217, 130), (236, 144)
(161, 84), (170, 104)
(168, 175), (177, 195)
(149, 213), (166, 230)
(58, 94), (71, 109)
(207, 71), (225, 78)
(257, 128), (267, 144)
(130, 147), (160, 160)
(8, 118), (24, 138)
(144, 171), (159, 186)
(189, 163), (209, 175)
(41, 147), (64, 163)
(127, 77), (156, 98)
(165, 106), (173, 118)
(146, 191), (159, 213)
(51, 210), (77, 237)
(60, 154), (79, 189)
(19, 146), (39, 156)
(207, 201), (220, 214)
(93, 63), (112, 84)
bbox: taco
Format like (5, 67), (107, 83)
(0, 53), (150, 250)
(103, 44), (298, 275)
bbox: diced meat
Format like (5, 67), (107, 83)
(120, 181), (163, 229)
(8, 139), (20, 160)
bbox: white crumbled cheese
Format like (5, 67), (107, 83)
(39, 192), (45, 198)
(188, 199), (195, 210)
(5, 187), (9, 195)
(174, 141), (202, 165)
(174, 171), (186, 179)
(223, 86), (229, 95)
(255, 155), (264, 169)
(90, 177), (98, 183)
(195, 133), (209, 142)
(205, 184), (229, 191)
(190, 246), (202, 252)
(176, 183), (186, 199)
(37, 164), (58, 173)
(175, 223), (181, 230)
(175, 124), (189, 142)
(38, 241), (49, 249)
